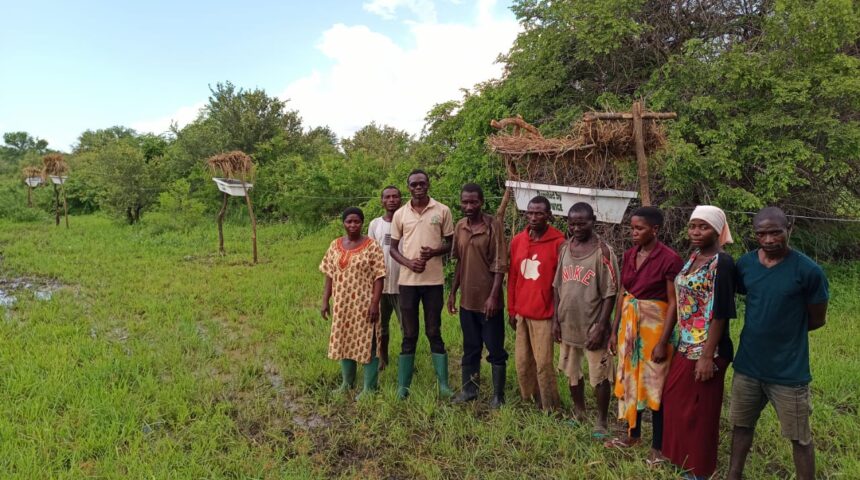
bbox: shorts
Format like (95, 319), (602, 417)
(558, 343), (614, 387)
(729, 372), (813, 445)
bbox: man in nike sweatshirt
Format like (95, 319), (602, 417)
(508, 195), (566, 411)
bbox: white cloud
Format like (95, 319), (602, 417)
(282, 0), (519, 140)
(130, 102), (205, 136)
(363, 0), (437, 22)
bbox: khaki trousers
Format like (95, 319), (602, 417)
(515, 315), (560, 411)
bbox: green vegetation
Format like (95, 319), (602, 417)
(2, 1), (858, 242)
(0, 216), (857, 478)
(1, 1), (858, 475)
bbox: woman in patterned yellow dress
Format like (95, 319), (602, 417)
(320, 207), (386, 399)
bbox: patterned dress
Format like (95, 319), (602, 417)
(662, 251), (736, 478)
(614, 294), (672, 432)
(319, 237), (386, 364)
(675, 252), (719, 359)
(614, 242), (683, 433)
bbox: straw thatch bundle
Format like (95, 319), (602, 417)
(488, 113), (667, 158)
(206, 151), (255, 180)
(42, 153), (69, 176)
(22, 166), (43, 179)
(488, 114), (668, 191)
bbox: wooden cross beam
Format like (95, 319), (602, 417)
(582, 101), (676, 206)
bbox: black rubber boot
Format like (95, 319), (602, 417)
(490, 364), (506, 409)
(451, 363), (480, 404)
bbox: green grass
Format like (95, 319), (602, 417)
(0, 215), (857, 479)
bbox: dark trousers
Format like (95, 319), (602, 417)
(631, 407), (664, 450)
(399, 285), (445, 354)
(380, 293), (402, 337)
(459, 308), (508, 366)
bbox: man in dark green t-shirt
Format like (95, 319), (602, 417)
(727, 207), (829, 480)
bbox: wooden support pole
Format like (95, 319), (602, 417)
(217, 192), (228, 255)
(241, 182), (258, 265)
(61, 181), (69, 229)
(496, 158), (520, 219)
(632, 101), (652, 206)
(53, 184), (60, 226)
(27, 186), (32, 207)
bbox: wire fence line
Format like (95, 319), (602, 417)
(23, 177), (860, 223)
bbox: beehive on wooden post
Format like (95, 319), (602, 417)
(207, 151), (258, 264)
(42, 154), (69, 228)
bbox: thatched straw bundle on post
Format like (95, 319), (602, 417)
(42, 153), (69, 177)
(206, 151), (258, 264)
(489, 105), (675, 252)
(42, 153), (70, 228)
(206, 150), (255, 180)
(22, 166), (43, 207)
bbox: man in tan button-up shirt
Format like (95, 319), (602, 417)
(390, 169), (454, 399)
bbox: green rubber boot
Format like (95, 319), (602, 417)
(332, 359), (356, 394)
(355, 357), (380, 401)
(396, 354), (415, 400)
(432, 353), (454, 398)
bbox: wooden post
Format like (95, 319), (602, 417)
(496, 158), (520, 219)
(61, 181), (69, 228)
(632, 101), (652, 206)
(53, 184), (60, 226)
(240, 178), (258, 264)
(27, 185), (33, 207)
(581, 103), (675, 206)
(217, 192), (228, 255)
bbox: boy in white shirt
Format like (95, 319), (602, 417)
(367, 185), (403, 370)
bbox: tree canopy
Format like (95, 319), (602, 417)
(1, 0), (857, 255)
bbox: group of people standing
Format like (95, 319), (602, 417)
(319, 169), (829, 480)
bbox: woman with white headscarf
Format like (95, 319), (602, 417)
(661, 206), (737, 479)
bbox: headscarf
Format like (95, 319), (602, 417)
(690, 205), (733, 246)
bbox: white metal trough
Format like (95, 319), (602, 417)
(24, 177), (43, 187)
(212, 177), (253, 197)
(505, 180), (638, 224)
(49, 175), (68, 185)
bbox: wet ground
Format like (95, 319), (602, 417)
(0, 276), (63, 312)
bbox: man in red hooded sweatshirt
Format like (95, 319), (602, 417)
(508, 195), (566, 411)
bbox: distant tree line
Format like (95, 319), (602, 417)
(1, 0), (857, 257)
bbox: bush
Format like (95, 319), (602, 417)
(0, 178), (52, 222)
(142, 179), (207, 234)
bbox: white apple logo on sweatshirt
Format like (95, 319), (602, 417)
(520, 254), (541, 280)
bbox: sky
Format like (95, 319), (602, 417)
(0, 0), (520, 152)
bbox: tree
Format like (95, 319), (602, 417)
(3, 131), (49, 154)
(73, 126), (137, 153)
(204, 81), (302, 156)
(0, 132), (50, 173)
(70, 134), (163, 224)
(341, 123), (414, 167)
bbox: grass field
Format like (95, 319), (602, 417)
(0, 215), (857, 479)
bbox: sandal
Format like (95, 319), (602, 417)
(645, 451), (669, 468)
(603, 437), (640, 449)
